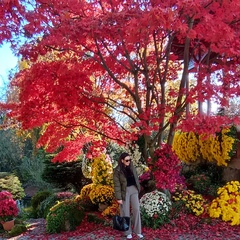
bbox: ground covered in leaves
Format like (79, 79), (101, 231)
(1, 213), (240, 239)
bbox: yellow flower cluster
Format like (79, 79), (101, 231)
(77, 183), (94, 200)
(92, 154), (113, 186)
(172, 127), (236, 166)
(102, 201), (120, 217)
(200, 128), (236, 166)
(89, 184), (115, 204)
(173, 189), (206, 216)
(209, 181), (240, 225)
(172, 131), (200, 163)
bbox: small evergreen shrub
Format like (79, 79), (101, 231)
(39, 194), (58, 218)
(0, 172), (25, 199)
(31, 190), (52, 218)
(9, 224), (27, 237)
(46, 199), (85, 233)
(39, 191), (76, 218)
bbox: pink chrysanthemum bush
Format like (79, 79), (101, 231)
(209, 181), (240, 226)
(149, 144), (184, 192)
(0, 191), (19, 222)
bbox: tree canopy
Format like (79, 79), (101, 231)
(1, 0), (240, 162)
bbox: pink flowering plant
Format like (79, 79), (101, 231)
(0, 191), (19, 222)
(149, 144), (184, 193)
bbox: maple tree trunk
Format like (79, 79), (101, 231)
(167, 20), (193, 146)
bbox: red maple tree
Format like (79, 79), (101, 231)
(1, 0), (240, 162)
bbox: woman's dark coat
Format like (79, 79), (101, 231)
(113, 162), (141, 201)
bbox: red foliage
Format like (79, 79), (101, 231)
(178, 114), (240, 137)
(150, 144), (184, 192)
(1, 0), (240, 162)
(12, 212), (240, 240)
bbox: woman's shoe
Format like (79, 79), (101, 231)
(137, 233), (144, 238)
(126, 234), (132, 239)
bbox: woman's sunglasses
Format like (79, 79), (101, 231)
(124, 159), (131, 162)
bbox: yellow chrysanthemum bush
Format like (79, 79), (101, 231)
(78, 154), (117, 215)
(200, 127), (237, 166)
(91, 154), (113, 186)
(172, 126), (237, 166)
(77, 183), (94, 200)
(209, 181), (240, 225)
(89, 184), (115, 205)
(172, 189), (207, 216)
(101, 200), (120, 217)
(172, 131), (200, 163)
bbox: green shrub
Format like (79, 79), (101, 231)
(46, 199), (85, 233)
(18, 206), (36, 219)
(31, 190), (52, 218)
(87, 213), (105, 224)
(187, 173), (211, 194)
(9, 224), (27, 237)
(39, 191), (76, 218)
(0, 172), (25, 199)
(39, 194), (58, 218)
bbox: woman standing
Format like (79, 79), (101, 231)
(113, 152), (144, 239)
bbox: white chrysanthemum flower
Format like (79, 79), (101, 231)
(140, 190), (172, 217)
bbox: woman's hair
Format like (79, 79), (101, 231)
(118, 152), (132, 174)
(118, 152), (130, 162)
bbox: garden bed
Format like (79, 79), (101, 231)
(1, 212), (240, 239)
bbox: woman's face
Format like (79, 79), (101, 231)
(122, 156), (131, 167)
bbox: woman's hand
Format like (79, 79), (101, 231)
(117, 200), (123, 205)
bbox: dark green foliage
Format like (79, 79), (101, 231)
(76, 196), (98, 212)
(194, 163), (224, 184)
(0, 172), (25, 199)
(207, 184), (221, 198)
(0, 127), (23, 173)
(183, 163), (225, 196)
(31, 190), (52, 218)
(46, 199), (85, 233)
(169, 200), (186, 220)
(9, 224), (27, 237)
(87, 213), (105, 224)
(18, 206), (36, 219)
(187, 173), (211, 194)
(39, 194), (58, 219)
(225, 125), (237, 158)
(42, 156), (91, 193)
(17, 149), (51, 188)
(141, 208), (170, 229)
